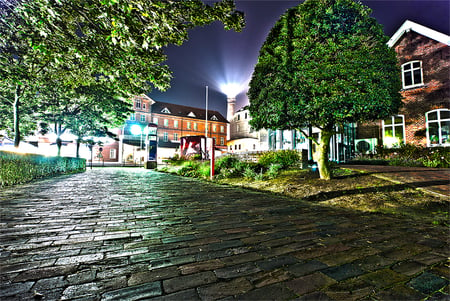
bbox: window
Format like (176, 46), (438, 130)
(220, 137), (224, 145)
(135, 99), (141, 109)
(213, 125), (217, 132)
(110, 149), (116, 159)
(174, 120), (178, 128)
(187, 122), (191, 129)
(427, 109), (450, 146)
(130, 113), (136, 121)
(188, 112), (196, 117)
(174, 133), (179, 141)
(164, 119), (169, 127)
(382, 115), (405, 148)
(402, 61), (423, 89)
(143, 103), (146, 110)
(161, 107), (171, 114)
(194, 123), (198, 130)
(211, 115), (218, 121)
(163, 132), (168, 142)
(230, 145), (232, 151)
(237, 114), (240, 121)
(140, 115), (146, 122)
(245, 112), (248, 119)
(220, 126), (224, 133)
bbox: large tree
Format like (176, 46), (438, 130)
(0, 0), (244, 147)
(248, 0), (401, 180)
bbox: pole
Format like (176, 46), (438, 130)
(205, 86), (208, 137)
(210, 138), (215, 180)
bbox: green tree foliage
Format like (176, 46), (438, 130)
(0, 0), (244, 147)
(248, 0), (401, 180)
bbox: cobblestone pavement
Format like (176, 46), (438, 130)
(0, 168), (448, 300)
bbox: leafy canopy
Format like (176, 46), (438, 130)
(248, 0), (401, 132)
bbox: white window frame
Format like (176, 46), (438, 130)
(174, 120), (178, 128)
(382, 115), (405, 148)
(163, 132), (168, 142)
(110, 148), (117, 159)
(173, 133), (179, 141)
(426, 109), (450, 147)
(164, 119), (169, 127)
(187, 122), (191, 130)
(194, 123), (198, 131)
(135, 99), (141, 109)
(220, 137), (224, 145)
(130, 113), (136, 121)
(220, 126), (225, 133)
(140, 115), (146, 122)
(402, 60), (423, 89)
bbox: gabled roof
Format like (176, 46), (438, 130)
(151, 101), (228, 123)
(387, 20), (450, 48)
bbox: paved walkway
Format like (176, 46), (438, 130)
(346, 165), (450, 197)
(0, 168), (448, 300)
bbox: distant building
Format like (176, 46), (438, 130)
(357, 20), (450, 151)
(119, 95), (228, 163)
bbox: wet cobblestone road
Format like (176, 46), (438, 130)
(0, 168), (448, 300)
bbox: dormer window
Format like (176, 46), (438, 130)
(188, 112), (196, 118)
(211, 115), (218, 121)
(161, 107), (171, 114)
(402, 61), (423, 89)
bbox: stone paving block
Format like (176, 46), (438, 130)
(148, 255), (196, 270)
(408, 272), (449, 295)
(163, 271), (217, 294)
(101, 282), (162, 300)
(235, 283), (297, 300)
(353, 254), (395, 272)
(61, 282), (100, 300)
(297, 291), (333, 301)
(392, 260), (428, 276)
(247, 268), (292, 288)
(214, 262), (262, 279)
(324, 277), (373, 301)
(413, 252), (447, 265)
(286, 260), (328, 277)
(286, 272), (336, 296)
(149, 288), (201, 301)
(197, 277), (253, 300)
(0, 281), (34, 298)
(381, 243), (431, 261)
(374, 284), (426, 301)
(219, 252), (264, 266)
(360, 269), (409, 289)
(292, 243), (351, 260)
(13, 264), (78, 282)
(322, 263), (365, 281)
(318, 246), (380, 266)
(178, 259), (225, 275)
(255, 255), (299, 271)
(128, 266), (179, 285)
(34, 276), (67, 291)
(66, 269), (97, 285)
(55, 253), (104, 265)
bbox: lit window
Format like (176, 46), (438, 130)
(382, 115), (405, 148)
(187, 122), (191, 129)
(220, 137), (224, 145)
(402, 61), (423, 89)
(213, 125), (217, 132)
(163, 132), (168, 142)
(220, 126), (224, 133)
(153, 117), (158, 125)
(164, 119), (169, 127)
(110, 149), (116, 159)
(174, 120), (178, 128)
(140, 115), (146, 122)
(211, 115), (218, 121)
(194, 123), (198, 130)
(427, 109), (450, 147)
(130, 113), (136, 121)
(161, 107), (171, 114)
(135, 99), (141, 109)
(188, 112), (196, 117)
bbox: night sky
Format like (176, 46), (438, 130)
(148, 0), (450, 118)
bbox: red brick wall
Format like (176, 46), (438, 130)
(357, 31), (450, 147)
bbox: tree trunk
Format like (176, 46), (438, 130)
(56, 122), (62, 156)
(13, 85), (22, 148)
(76, 138), (81, 158)
(317, 129), (333, 180)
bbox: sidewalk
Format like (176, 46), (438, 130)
(345, 165), (450, 198)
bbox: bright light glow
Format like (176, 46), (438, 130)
(130, 124), (143, 135)
(220, 83), (243, 98)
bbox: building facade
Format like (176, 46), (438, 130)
(357, 20), (450, 150)
(120, 95), (228, 163)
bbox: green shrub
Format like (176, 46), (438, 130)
(265, 163), (282, 179)
(258, 150), (300, 169)
(0, 151), (86, 186)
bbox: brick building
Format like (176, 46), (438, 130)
(357, 20), (449, 151)
(119, 95), (228, 163)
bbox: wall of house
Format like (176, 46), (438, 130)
(394, 31), (450, 146)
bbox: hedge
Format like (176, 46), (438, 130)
(0, 151), (86, 186)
